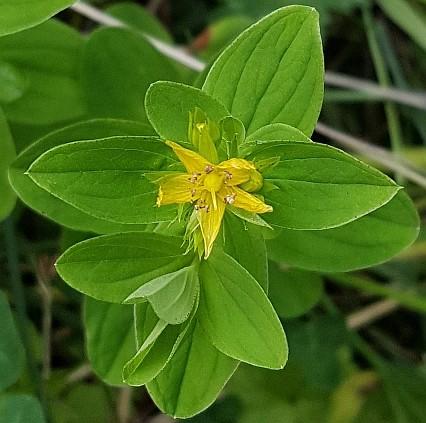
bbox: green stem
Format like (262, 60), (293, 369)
(362, 6), (405, 183)
(328, 273), (426, 314)
(3, 218), (49, 419)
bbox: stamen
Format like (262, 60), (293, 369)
(204, 165), (214, 174)
(224, 193), (236, 205)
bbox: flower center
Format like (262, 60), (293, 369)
(203, 171), (225, 192)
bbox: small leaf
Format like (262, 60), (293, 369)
(246, 123), (312, 143)
(268, 262), (323, 318)
(0, 0), (74, 37)
(0, 290), (25, 391)
(249, 141), (400, 230)
(203, 5), (324, 136)
(0, 108), (16, 221)
(0, 395), (45, 422)
(27, 136), (180, 225)
(268, 191), (419, 272)
(9, 119), (154, 233)
(126, 265), (199, 325)
(84, 298), (136, 386)
(145, 81), (229, 143)
(147, 320), (239, 418)
(220, 115), (245, 157)
(82, 28), (179, 122)
(198, 250), (287, 369)
(56, 232), (192, 303)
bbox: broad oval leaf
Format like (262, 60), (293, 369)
(27, 136), (180, 225)
(268, 191), (419, 272)
(84, 298), (136, 385)
(0, 290), (25, 390)
(82, 27), (179, 122)
(56, 232), (192, 303)
(146, 81), (229, 142)
(125, 265), (199, 325)
(0, 0), (74, 37)
(0, 20), (86, 125)
(203, 5), (324, 136)
(0, 395), (45, 423)
(0, 108), (16, 221)
(9, 119), (154, 233)
(147, 320), (239, 419)
(249, 141), (400, 230)
(198, 250), (287, 369)
(0, 61), (28, 103)
(246, 123), (311, 143)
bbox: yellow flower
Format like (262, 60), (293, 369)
(157, 141), (273, 258)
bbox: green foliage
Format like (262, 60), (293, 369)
(203, 6), (324, 137)
(268, 263), (324, 318)
(0, 109), (16, 221)
(81, 27), (179, 122)
(0, 291), (24, 391)
(0, 394), (45, 423)
(250, 140), (400, 230)
(84, 298), (135, 385)
(0, 0), (74, 37)
(198, 250), (287, 369)
(56, 232), (192, 302)
(0, 20), (85, 126)
(9, 119), (153, 233)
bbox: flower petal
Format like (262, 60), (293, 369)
(218, 158), (256, 186)
(197, 195), (226, 258)
(232, 187), (273, 214)
(166, 140), (211, 174)
(157, 174), (195, 206)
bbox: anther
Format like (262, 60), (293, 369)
(224, 193), (236, 205)
(204, 165), (214, 174)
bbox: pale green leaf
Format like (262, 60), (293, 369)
(0, 0), (74, 37)
(268, 262), (323, 318)
(0, 291), (24, 391)
(0, 395), (45, 423)
(27, 136), (180, 225)
(9, 119), (154, 233)
(0, 108), (16, 221)
(147, 320), (239, 418)
(198, 250), (287, 369)
(125, 265), (199, 325)
(203, 5), (324, 136)
(82, 27), (179, 122)
(248, 141), (400, 230)
(268, 191), (419, 272)
(55, 232), (192, 303)
(146, 81), (229, 143)
(84, 298), (136, 386)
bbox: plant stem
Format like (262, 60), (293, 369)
(3, 218), (49, 419)
(328, 273), (426, 314)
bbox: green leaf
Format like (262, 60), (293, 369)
(0, 395), (45, 422)
(27, 136), (180, 225)
(220, 115), (245, 157)
(268, 191), (419, 272)
(249, 141), (400, 230)
(84, 298), (136, 385)
(107, 2), (172, 43)
(246, 123), (311, 142)
(203, 5), (324, 136)
(268, 262), (323, 318)
(198, 250), (287, 369)
(0, 61), (27, 103)
(147, 320), (239, 418)
(0, 20), (86, 125)
(123, 303), (191, 386)
(0, 0), (74, 37)
(0, 108), (16, 221)
(146, 81), (229, 143)
(125, 265), (199, 325)
(81, 27), (179, 122)
(55, 232), (192, 303)
(9, 119), (154, 233)
(0, 291), (25, 391)
(223, 212), (269, 292)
